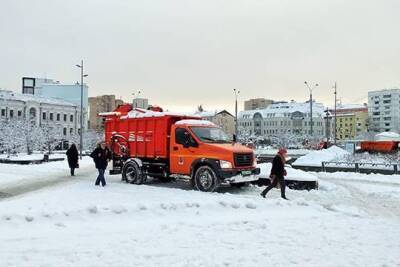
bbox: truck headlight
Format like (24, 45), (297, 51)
(220, 160), (233, 169)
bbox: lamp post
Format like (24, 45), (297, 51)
(132, 90), (141, 109)
(233, 88), (240, 138)
(304, 81), (319, 136)
(333, 82), (337, 144)
(76, 60), (88, 159)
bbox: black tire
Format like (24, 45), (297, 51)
(122, 161), (145, 184)
(194, 165), (220, 192)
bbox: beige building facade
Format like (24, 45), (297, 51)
(194, 110), (236, 136)
(244, 98), (273, 111)
(89, 95), (124, 130)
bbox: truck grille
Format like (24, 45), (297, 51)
(234, 153), (253, 167)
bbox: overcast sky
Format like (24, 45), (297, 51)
(1, 0), (399, 112)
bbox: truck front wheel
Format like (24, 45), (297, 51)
(194, 166), (220, 192)
(122, 161), (145, 184)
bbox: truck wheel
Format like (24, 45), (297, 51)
(194, 166), (220, 192)
(122, 161), (143, 184)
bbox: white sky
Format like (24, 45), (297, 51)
(1, 0), (399, 113)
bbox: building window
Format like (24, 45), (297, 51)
(43, 112), (47, 120)
(1, 109), (5, 117)
(57, 113), (60, 121)
(70, 128), (74, 135)
(63, 128), (67, 136)
(70, 115), (74, 122)
(29, 108), (36, 120)
(50, 113), (54, 121)
(64, 114), (67, 121)
(9, 110), (14, 118)
(18, 110), (22, 117)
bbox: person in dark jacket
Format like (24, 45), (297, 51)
(66, 144), (79, 176)
(261, 147), (288, 200)
(90, 142), (111, 186)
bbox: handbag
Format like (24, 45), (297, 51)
(75, 163), (79, 168)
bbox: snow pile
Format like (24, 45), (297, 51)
(292, 146), (350, 166)
(255, 147), (311, 156)
(258, 163), (317, 181)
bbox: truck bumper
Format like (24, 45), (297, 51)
(219, 168), (260, 183)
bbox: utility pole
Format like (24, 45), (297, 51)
(233, 88), (240, 138)
(304, 81), (319, 136)
(76, 60), (88, 159)
(333, 82), (337, 144)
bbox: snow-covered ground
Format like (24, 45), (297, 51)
(0, 152), (65, 161)
(0, 155), (93, 194)
(0, 162), (400, 266)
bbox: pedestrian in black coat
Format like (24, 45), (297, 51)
(261, 148), (288, 200)
(90, 142), (111, 186)
(66, 144), (79, 176)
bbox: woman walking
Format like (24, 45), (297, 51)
(261, 147), (288, 200)
(90, 142), (111, 187)
(66, 144), (79, 176)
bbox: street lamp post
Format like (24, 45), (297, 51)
(333, 82), (337, 144)
(304, 81), (319, 136)
(233, 88), (240, 138)
(76, 60), (88, 159)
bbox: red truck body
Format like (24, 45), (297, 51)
(360, 141), (399, 153)
(104, 107), (198, 159)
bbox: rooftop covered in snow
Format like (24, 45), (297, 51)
(0, 89), (77, 107)
(239, 101), (325, 119)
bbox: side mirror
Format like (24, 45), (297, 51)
(183, 140), (190, 148)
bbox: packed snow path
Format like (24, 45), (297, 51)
(0, 156), (95, 199)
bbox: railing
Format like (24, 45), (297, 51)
(322, 161), (399, 174)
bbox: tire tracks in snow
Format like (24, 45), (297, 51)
(318, 176), (400, 220)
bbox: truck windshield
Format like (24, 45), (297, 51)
(190, 127), (232, 143)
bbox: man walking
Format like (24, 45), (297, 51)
(261, 147), (288, 200)
(90, 142), (111, 187)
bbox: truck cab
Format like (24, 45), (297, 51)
(169, 119), (260, 191)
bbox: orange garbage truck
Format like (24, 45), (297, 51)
(100, 104), (260, 192)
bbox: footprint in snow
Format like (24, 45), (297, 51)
(112, 206), (127, 214)
(25, 216), (34, 222)
(87, 206), (98, 214)
(55, 222), (66, 227)
(245, 203), (257, 209)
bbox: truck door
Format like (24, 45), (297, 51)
(170, 127), (199, 175)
